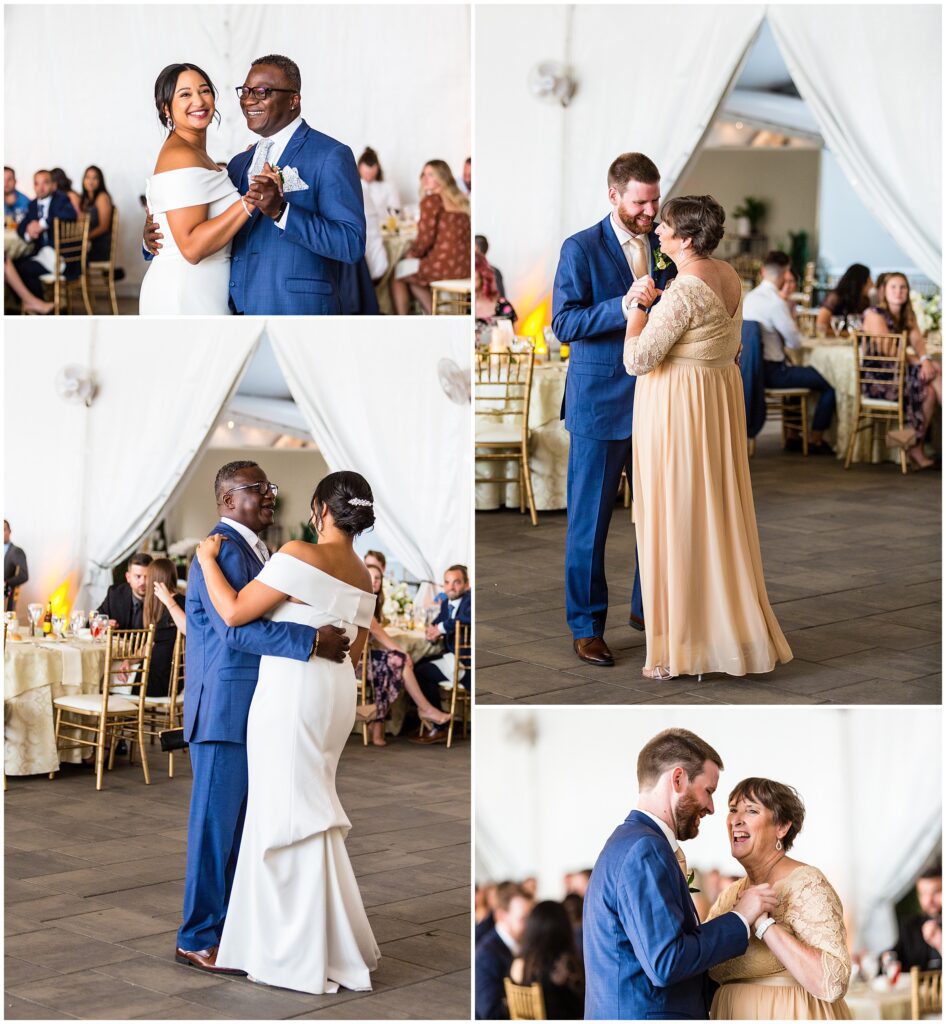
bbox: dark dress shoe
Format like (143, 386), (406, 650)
(807, 441), (835, 455)
(628, 613), (645, 632)
(408, 726), (448, 745)
(175, 946), (245, 975)
(573, 637), (615, 666)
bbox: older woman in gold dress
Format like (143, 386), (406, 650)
(707, 778), (852, 1020)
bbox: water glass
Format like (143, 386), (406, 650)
(28, 603), (43, 637)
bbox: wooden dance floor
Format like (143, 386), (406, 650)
(5, 736), (470, 1020)
(476, 426), (942, 705)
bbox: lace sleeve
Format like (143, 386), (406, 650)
(782, 868), (851, 1001)
(705, 879), (742, 922)
(624, 280), (692, 376)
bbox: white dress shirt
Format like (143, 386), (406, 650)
(220, 517), (268, 564)
(247, 115), (302, 232)
(36, 195), (52, 229)
(365, 179), (402, 222)
(494, 920), (520, 956)
(636, 806), (749, 937)
(436, 596), (462, 635)
(361, 180), (389, 280)
(611, 212), (652, 319)
(742, 279), (801, 362)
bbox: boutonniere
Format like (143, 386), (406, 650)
(653, 247), (672, 271)
(687, 870), (700, 894)
(272, 165), (309, 193)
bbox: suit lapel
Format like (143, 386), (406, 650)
(600, 215), (632, 289)
(276, 120), (309, 176)
(231, 149), (253, 192)
(629, 811), (700, 926)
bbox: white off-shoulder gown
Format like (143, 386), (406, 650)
(139, 167), (238, 315)
(215, 553), (381, 993)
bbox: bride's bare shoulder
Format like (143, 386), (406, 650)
(278, 539), (325, 569)
(153, 140), (205, 175)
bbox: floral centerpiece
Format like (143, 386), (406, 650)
(911, 290), (941, 336)
(382, 579), (413, 621)
(168, 538), (202, 571)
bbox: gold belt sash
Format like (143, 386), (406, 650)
(663, 354), (737, 368)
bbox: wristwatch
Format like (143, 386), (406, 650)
(755, 915), (776, 940)
(628, 299), (650, 314)
(272, 199), (288, 222)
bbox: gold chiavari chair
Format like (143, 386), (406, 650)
(85, 207), (120, 315)
(357, 639), (375, 746)
(49, 625), (155, 791)
(437, 620), (471, 748)
(796, 307), (819, 339)
(431, 278), (472, 315)
(126, 630), (185, 778)
(844, 331), (909, 475)
(475, 344), (538, 526)
(503, 979), (547, 1021)
(38, 217), (92, 315)
(764, 387), (812, 456)
(910, 965), (942, 1020)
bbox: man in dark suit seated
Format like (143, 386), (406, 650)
(97, 552), (153, 629)
(892, 865), (942, 970)
(4, 519), (29, 612)
(408, 564), (471, 745)
(12, 169), (78, 299)
(475, 881), (534, 1020)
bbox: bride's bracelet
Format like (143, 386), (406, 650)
(241, 198), (253, 217)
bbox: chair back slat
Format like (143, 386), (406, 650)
(852, 331), (907, 398)
(54, 217), (86, 270)
(911, 965), (943, 1019)
(503, 979), (547, 1020)
(474, 346), (536, 425)
(103, 625), (155, 696)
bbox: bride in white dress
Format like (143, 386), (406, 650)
(195, 471), (381, 994)
(139, 63), (259, 315)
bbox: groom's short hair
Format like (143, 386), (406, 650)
(252, 54), (301, 92)
(637, 728), (723, 789)
(608, 153), (660, 192)
(214, 460), (261, 503)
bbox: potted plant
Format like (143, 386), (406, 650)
(732, 196), (767, 237)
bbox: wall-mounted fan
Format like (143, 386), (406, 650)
(54, 365), (97, 407)
(528, 61), (577, 108)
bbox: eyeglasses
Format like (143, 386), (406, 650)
(235, 87), (296, 101)
(224, 482), (279, 498)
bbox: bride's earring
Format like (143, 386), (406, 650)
(775, 838), (783, 851)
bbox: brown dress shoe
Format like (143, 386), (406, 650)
(175, 946), (246, 975)
(408, 725), (448, 745)
(573, 637), (615, 666)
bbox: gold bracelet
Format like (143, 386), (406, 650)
(312, 629), (320, 659)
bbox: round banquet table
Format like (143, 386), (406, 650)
(4, 635), (108, 775)
(476, 360), (571, 512)
(844, 978), (915, 1020)
(4, 228), (31, 261)
(356, 626), (443, 737)
(375, 225), (417, 315)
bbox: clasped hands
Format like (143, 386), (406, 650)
(625, 275), (661, 311)
(732, 882), (779, 930)
(142, 162), (285, 255)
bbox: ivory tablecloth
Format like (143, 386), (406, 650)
(4, 637), (107, 774)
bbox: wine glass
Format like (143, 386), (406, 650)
(52, 614), (66, 640)
(70, 609), (87, 634)
(27, 602), (43, 637)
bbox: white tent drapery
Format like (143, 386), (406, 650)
(267, 319), (471, 586)
(4, 4), (471, 294)
(767, 5), (941, 284)
(3, 319), (264, 610)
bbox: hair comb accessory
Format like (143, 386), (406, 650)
(347, 497), (373, 507)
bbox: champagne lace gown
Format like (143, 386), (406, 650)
(706, 867), (853, 1020)
(625, 274), (793, 676)
(215, 553), (380, 994)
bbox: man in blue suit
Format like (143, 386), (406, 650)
(147, 54), (368, 314)
(475, 882), (534, 1019)
(552, 153), (676, 667)
(175, 460), (351, 973)
(13, 169), (77, 299)
(583, 728), (777, 1019)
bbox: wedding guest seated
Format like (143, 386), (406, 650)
(476, 882), (534, 1020)
(143, 558), (186, 697)
(79, 165), (114, 262)
(816, 262), (873, 334)
(475, 235), (506, 297)
(409, 564), (471, 744)
(5, 169), (77, 314)
(562, 892), (584, 956)
(891, 864), (942, 969)
(364, 549), (387, 574)
(390, 160), (471, 315)
(4, 519), (29, 613)
(363, 562), (451, 745)
(357, 146), (401, 222)
(509, 900), (585, 1020)
(97, 552), (153, 629)
(743, 250), (836, 453)
(460, 156), (472, 195)
(780, 265), (799, 307)
(4, 167), (29, 225)
(50, 167), (82, 215)
(361, 178), (388, 282)
(862, 271), (942, 470)
(476, 881), (500, 944)
(563, 868), (592, 898)
(476, 250), (516, 325)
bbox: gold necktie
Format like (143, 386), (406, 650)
(626, 236), (649, 280)
(675, 846), (688, 880)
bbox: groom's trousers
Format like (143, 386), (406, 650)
(177, 740), (248, 952)
(565, 431), (644, 639)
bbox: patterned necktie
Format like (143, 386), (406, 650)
(675, 846), (689, 881)
(626, 236), (649, 280)
(249, 138), (274, 180)
(255, 539), (269, 564)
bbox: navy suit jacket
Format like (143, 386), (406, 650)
(434, 590), (471, 665)
(739, 319), (767, 439)
(475, 925), (514, 1019)
(183, 521), (315, 744)
(552, 216), (676, 441)
(17, 191), (77, 250)
(583, 810), (748, 1020)
(226, 119), (366, 315)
